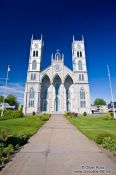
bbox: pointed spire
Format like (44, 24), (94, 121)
(31, 34), (33, 41)
(82, 35), (84, 42)
(51, 53), (53, 62)
(73, 35), (75, 41)
(41, 34), (43, 42)
(31, 34), (33, 45)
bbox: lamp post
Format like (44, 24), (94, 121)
(1, 65), (10, 117)
(107, 65), (116, 119)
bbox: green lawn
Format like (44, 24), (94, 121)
(0, 115), (45, 137)
(68, 116), (116, 140)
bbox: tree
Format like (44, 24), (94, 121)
(5, 94), (19, 109)
(0, 95), (4, 103)
(94, 98), (106, 106)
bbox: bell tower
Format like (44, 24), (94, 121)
(72, 35), (91, 114)
(72, 35), (87, 72)
(23, 35), (43, 114)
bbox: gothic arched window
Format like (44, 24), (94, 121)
(80, 88), (86, 108)
(29, 87), (35, 99)
(77, 51), (79, 57)
(78, 60), (83, 70)
(82, 74), (84, 81)
(31, 74), (33, 80)
(79, 74), (81, 81)
(33, 51), (36, 57)
(80, 88), (85, 99)
(32, 60), (37, 70)
(36, 51), (38, 57)
(80, 51), (82, 57)
(29, 87), (35, 107)
(33, 73), (36, 80)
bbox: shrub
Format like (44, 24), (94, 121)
(0, 110), (24, 120)
(32, 111), (36, 115)
(0, 143), (14, 165)
(40, 115), (50, 121)
(103, 113), (113, 120)
(5, 135), (30, 148)
(3, 144), (14, 157)
(102, 137), (116, 152)
(95, 132), (112, 144)
(83, 112), (87, 116)
(0, 129), (9, 140)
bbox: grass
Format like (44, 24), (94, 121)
(0, 115), (46, 137)
(68, 116), (116, 140)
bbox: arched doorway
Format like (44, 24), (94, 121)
(53, 75), (62, 112)
(41, 75), (50, 111)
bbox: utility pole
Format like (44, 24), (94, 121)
(107, 65), (116, 119)
(1, 65), (10, 117)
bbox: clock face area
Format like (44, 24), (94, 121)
(77, 44), (81, 49)
(54, 65), (62, 72)
(34, 43), (41, 49)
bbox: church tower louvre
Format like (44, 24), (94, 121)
(23, 35), (43, 114)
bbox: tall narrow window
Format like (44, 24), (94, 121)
(80, 88), (86, 108)
(36, 51), (38, 57)
(31, 74), (33, 80)
(29, 87), (34, 99)
(29, 87), (35, 107)
(79, 74), (81, 81)
(33, 51), (36, 57)
(32, 60), (37, 70)
(78, 60), (83, 70)
(77, 51), (79, 57)
(80, 88), (85, 99)
(82, 74), (84, 81)
(33, 73), (36, 80)
(80, 51), (82, 57)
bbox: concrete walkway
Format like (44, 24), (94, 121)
(0, 115), (116, 175)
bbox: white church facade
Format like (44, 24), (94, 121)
(23, 35), (91, 114)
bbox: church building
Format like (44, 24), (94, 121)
(23, 35), (91, 114)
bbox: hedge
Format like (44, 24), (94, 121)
(0, 110), (23, 120)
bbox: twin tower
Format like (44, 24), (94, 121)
(23, 35), (91, 114)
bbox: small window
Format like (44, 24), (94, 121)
(33, 51), (36, 57)
(78, 60), (83, 70)
(79, 74), (81, 81)
(36, 51), (38, 57)
(29, 87), (35, 107)
(80, 101), (86, 108)
(29, 87), (35, 99)
(77, 51), (79, 57)
(34, 74), (36, 80)
(80, 51), (82, 57)
(31, 73), (36, 80)
(31, 74), (33, 80)
(32, 60), (37, 70)
(82, 74), (84, 81)
(80, 88), (85, 99)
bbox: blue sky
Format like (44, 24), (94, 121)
(0, 0), (116, 104)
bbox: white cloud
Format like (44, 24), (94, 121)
(0, 82), (25, 104)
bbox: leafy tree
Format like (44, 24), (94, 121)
(5, 94), (19, 109)
(94, 98), (106, 106)
(0, 95), (4, 103)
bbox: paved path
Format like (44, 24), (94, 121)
(0, 115), (116, 175)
